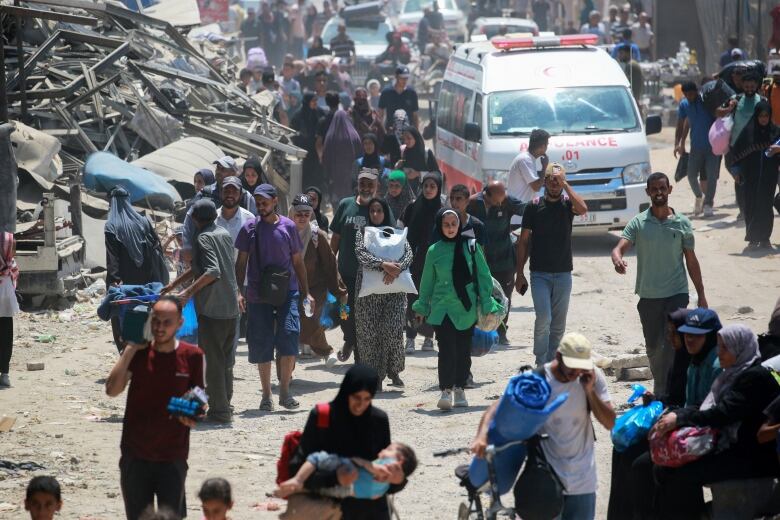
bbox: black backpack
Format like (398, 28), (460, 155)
(513, 435), (565, 520)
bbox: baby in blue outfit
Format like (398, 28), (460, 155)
(276, 442), (417, 500)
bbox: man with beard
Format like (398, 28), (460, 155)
(163, 199), (240, 424)
(611, 172), (707, 394)
(330, 169), (394, 361)
(350, 87), (385, 141)
(215, 178), (254, 404)
(235, 184), (313, 411)
(515, 164), (587, 366)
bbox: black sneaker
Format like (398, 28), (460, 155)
(337, 343), (353, 362)
(388, 374), (405, 387)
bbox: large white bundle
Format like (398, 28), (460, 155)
(358, 226), (417, 298)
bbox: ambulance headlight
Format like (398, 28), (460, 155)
(483, 169), (509, 185)
(622, 162), (651, 185)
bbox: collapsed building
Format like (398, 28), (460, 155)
(0, 0), (306, 302)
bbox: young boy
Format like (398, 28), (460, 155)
(275, 442), (417, 500)
(199, 478), (233, 520)
(25, 476), (62, 520)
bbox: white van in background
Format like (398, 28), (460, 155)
(434, 33), (662, 232)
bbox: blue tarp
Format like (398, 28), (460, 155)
(468, 371), (569, 493)
(84, 152), (182, 209)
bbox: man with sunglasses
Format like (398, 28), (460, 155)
(470, 333), (615, 520)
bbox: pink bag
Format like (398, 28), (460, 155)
(708, 116), (733, 156)
(649, 426), (717, 468)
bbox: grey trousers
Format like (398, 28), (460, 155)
(637, 293), (689, 394)
(198, 315), (237, 421)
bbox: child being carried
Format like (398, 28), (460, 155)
(275, 442), (417, 500)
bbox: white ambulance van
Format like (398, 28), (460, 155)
(434, 33), (662, 232)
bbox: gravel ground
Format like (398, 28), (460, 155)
(0, 130), (778, 519)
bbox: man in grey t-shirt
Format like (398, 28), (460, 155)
(163, 199), (239, 423)
(471, 333), (615, 519)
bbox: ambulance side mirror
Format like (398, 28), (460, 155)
(645, 115), (662, 136)
(464, 122), (481, 143)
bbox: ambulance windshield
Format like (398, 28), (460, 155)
(487, 86), (640, 136)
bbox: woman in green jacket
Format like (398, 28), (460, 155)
(412, 209), (502, 410)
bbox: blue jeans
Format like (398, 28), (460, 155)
(530, 271), (572, 365)
(556, 493), (596, 520)
(687, 147), (721, 206)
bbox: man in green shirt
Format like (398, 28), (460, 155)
(611, 172), (708, 394)
(330, 168), (394, 361)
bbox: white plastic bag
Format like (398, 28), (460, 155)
(358, 226), (417, 298)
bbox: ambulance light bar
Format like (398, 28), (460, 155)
(491, 33), (599, 51)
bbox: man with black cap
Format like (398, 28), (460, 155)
(234, 184), (314, 411)
(377, 65), (419, 131)
(330, 168), (394, 361)
(163, 199), (240, 424)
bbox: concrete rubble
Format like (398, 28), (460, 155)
(0, 0), (307, 302)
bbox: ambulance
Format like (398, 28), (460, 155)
(434, 33), (662, 231)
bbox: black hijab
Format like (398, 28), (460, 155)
(365, 197), (394, 227)
(329, 365), (383, 459)
(292, 93), (322, 140)
(305, 185), (329, 231)
(403, 171), (442, 250)
(732, 100), (780, 163)
(401, 125), (427, 172)
(361, 133), (382, 169)
(435, 208), (473, 311)
(241, 156), (265, 192)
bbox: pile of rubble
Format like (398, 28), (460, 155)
(0, 0), (307, 300)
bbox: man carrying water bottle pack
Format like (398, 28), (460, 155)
(471, 333), (615, 520)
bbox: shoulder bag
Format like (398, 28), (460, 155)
(253, 219), (291, 306)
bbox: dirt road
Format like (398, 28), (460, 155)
(0, 130), (778, 519)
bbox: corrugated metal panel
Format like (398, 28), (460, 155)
(131, 137), (224, 196)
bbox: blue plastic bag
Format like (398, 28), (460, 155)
(471, 328), (498, 357)
(611, 385), (664, 452)
(176, 299), (198, 339)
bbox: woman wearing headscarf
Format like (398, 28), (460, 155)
(188, 168), (216, 210)
(322, 110), (363, 204)
(396, 125), (427, 195)
(0, 232), (19, 387)
(400, 171), (442, 354)
(292, 364), (406, 519)
(241, 156), (266, 195)
(104, 188), (170, 350)
(305, 186), (329, 232)
(384, 169), (413, 229)
(288, 194), (347, 366)
(644, 325), (780, 519)
(354, 198), (413, 390)
(412, 209), (501, 410)
(292, 93), (327, 190)
(306, 35), (330, 58)
(730, 99), (780, 249)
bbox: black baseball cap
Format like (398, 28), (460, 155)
(396, 65), (410, 78)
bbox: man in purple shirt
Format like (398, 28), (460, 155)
(235, 184), (313, 411)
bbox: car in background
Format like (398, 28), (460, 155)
(469, 17), (538, 40)
(398, 0), (468, 43)
(321, 15), (395, 87)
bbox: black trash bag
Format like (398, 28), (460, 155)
(513, 436), (565, 520)
(674, 152), (689, 182)
(718, 60), (767, 92)
(700, 79), (736, 117)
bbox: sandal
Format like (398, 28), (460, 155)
(259, 397), (274, 412)
(337, 343), (353, 362)
(280, 395), (300, 410)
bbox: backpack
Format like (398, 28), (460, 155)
(276, 402), (330, 485)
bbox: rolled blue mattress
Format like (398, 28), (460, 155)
(84, 152), (181, 209)
(468, 371), (568, 492)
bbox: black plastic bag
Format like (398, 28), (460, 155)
(674, 152), (689, 182)
(700, 79), (736, 117)
(513, 436), (565, 520)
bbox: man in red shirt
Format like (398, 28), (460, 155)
(105, 296), (205, 520)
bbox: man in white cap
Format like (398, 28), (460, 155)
(470, 333), (615, 520)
